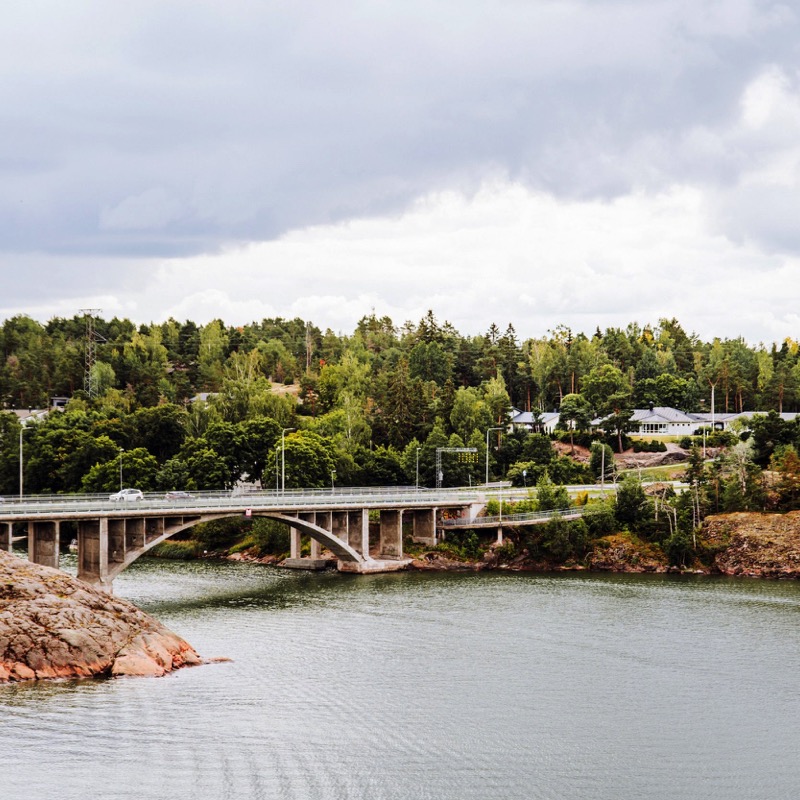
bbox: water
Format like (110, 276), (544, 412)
(2, 559), (800, 800)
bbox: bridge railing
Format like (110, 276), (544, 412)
(440, 507), (584, 527)
(0, 485), (488, 518)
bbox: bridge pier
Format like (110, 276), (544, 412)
(379, 509), (403, 558)
(28, 521), (61, 569)
(411, 508), (437, 547)
(313, 511), (332, 559)
(0, 522), (11, 552)
(348, 509), (369, 557)
(77, 518), (112, 591)
(283, 512), (332, 570)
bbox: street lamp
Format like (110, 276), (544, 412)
(119, 448), (124, 491)
(415, 446), (421, 490)
(281, 427), (295, 494)
(19, 426), (29, 499)
(331, 470), (336, 493)
(485, 427), (503, 485)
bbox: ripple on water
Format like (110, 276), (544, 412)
(2, 564), (800, 800)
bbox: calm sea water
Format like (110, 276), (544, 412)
(2, 558), (800, 800)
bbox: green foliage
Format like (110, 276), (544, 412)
(193, 517), (252, 551)
(81, 447), (159, 493)
(527, 517), (590, 561)
(614, 475), (651, 530)
(535, 472), (572, 510)
(2, 310), (800, 500)
(631, 439), (667, 453)
(582, 500), (617, 537)
(664, 529), (694, 567)
(150, 539), (202, 560)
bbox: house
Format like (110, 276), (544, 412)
(626, 406), (698, 436)
(510, 404), (799, 439)
(509, 409), (560, 435)
(596, 406), (799, 437)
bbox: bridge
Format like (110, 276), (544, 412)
(0, 487), (489, 590)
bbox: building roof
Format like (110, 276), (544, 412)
(510, 411), (560, 426)
(630, 406), (696, 424)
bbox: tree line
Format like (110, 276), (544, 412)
(1, 310), (800, 496)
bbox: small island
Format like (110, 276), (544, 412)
(0, 550), (201, 684)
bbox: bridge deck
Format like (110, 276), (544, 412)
(0, 487), (485, 523)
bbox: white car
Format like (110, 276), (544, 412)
(109, 488), (144, 502)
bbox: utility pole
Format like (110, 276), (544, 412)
(19, 427), (28, 499)
(485, 427), (503, 485)
(281, 428), (295, 494)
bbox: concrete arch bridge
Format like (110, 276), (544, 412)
(0, 488), (485, 590)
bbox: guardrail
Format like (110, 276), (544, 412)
(0, 485), (488, 520)
(440, 507), (584, 528)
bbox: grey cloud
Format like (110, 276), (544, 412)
(0, 0), (798, 263)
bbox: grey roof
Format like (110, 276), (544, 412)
(630, 407), (696, 424)
(510, 411), (560, 425)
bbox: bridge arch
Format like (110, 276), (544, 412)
(102, 511), (364, 584)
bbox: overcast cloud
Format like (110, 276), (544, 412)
(1, 0), (799, 344)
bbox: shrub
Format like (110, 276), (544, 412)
(150, 539), (201, 560)
(582, 500), (616, 537)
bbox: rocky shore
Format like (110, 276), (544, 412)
(412, 512), (800, 578)
(0, 550), (202, 684)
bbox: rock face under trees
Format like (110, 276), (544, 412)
(705, 511), (800, 579)
(0, 551), (201, 683)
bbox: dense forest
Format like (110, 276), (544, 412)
(1, 311), (800, 525)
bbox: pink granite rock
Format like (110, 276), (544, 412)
(0, 550), (202, 683)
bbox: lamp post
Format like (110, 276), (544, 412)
(331, 470), (336, 493)
(19, 427), (28, 499)
(281, 428), (295, 494)
(485, 427), (503, 485)
(119, 448), (124, 491)
(415, 447), (421, 490)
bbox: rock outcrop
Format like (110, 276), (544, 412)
(705, 511), (800, 579)
(0, 550), (201, 683)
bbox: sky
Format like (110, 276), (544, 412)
(2, 0), (800, 345)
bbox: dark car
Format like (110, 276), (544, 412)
(165, 490), (192, 501)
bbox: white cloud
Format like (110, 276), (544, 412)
(105, 178), (795, 344)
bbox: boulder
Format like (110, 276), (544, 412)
(0, 550), (201, 684)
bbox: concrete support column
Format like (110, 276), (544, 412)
(332, 511), (348, 542)
(412, 508), (437, 547)
(290, 525), (301, 560)
(379, 509), (403, 558)
(298, 512), (315, 558)
(347, 509), (369, 557)
(312, 512), (332, 559)
(28, 520), (61, 569)
(0, 522), (12, 552)
(497, 526), (504, 545)
(77, 517), (111, 590)
(109, 519), (126, 564)
(125, 517), (145, 552)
